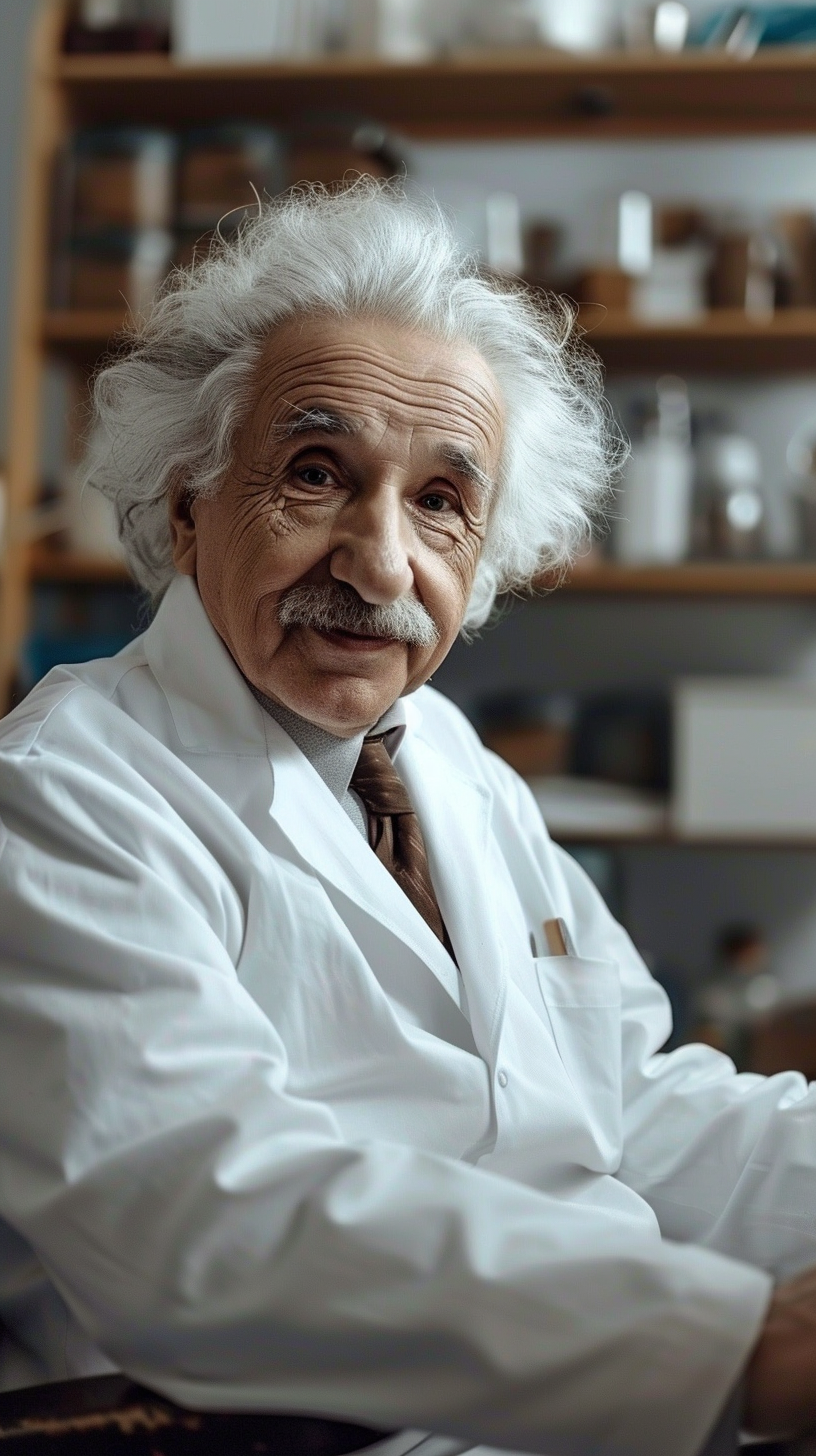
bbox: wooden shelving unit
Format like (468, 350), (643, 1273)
(28, 545), (130, 584)
(550, 560), (816, 596)
(40, 306), (816, 375)
(553, 827), (816, 847)
(6, 11), (816, 711)
(580, 307), (816, 373)
(51, 47), (816, 139)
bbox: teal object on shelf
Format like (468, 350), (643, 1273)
(690, 6), (816, 46)
(22, 634), (134, 690)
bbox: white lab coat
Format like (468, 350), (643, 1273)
(2, 573), (815, 1456)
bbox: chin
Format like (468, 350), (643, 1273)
(307, 682), (396, 735)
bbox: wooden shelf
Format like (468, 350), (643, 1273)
(22, 547), (816, 597)
(28, 545), (131, 584)
(43, 309), (129, 341)
(42, 309), (131, 368)
(553, 827), (816, 847)
(54, 48), (816, 139)
(549, 561), (816, 596)
(580, 307), (816, 373)
(42, 307), (816, 374)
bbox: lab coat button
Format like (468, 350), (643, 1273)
(497, 1070), (508, 1088)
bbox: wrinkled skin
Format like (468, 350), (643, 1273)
(170, 313), (505, 737)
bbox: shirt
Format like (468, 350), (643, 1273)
(247, 686), (407, 839)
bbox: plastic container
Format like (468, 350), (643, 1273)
(69, 127), (177, 230)
(63, 228), (174, 311)
(615, 376), (695, 563)
(177, 125), (284, 230)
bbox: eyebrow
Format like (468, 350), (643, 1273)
(275, 405), (494, 500)
(439, 443), (494, 501)
(275, 406), (360, 439)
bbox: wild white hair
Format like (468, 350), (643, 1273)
(83, 178), (621, 629)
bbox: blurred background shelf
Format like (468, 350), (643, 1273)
(27, 547), (816, 596)
(53, 49), (816, 139)
(579, 307), (816, 372)
(42, 307), (816, 374)
(549, 561), (816, 595)
(28, 545), (130, 583)
(552, 828), (816, 847)
(43, 309), (129, 342)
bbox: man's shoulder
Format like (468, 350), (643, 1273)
(0, 637), (154, 764)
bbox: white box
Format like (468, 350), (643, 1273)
(672, 677), (816, 839)
(173, 0), (330, 61)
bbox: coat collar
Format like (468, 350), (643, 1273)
(263, 713), (465, 1007)
(397, 734), (508, 1060)
(143, 574), (506, 1043)
(143, 574), (269, 757)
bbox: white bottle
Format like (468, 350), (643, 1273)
(541, 0), (618, 52)
(346, 0), (433, 58)
(485, 192), (523, 274)
(615, 375), (694, 564)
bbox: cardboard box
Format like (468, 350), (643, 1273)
(672, 677), (816, 838)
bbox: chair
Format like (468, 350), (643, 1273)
(0, 1373), (392, 1454)
(3, 1372), (816, 1455)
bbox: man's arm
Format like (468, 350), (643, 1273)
(482, 760), (816, 1444)
(489, 756), (816, 1284)
(0, 723), (772, 1456)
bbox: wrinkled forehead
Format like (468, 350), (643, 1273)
(245, 312), (506, 476)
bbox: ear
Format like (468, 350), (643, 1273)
(169, 484), (198, 577)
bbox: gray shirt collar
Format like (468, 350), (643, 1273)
(247, 684), (407, 833)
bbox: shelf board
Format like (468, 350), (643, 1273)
(53, 48), (816, 139)
(580, 307), (816, 372)
(42, 309), (131, 366)
(29, 546), (131, 583)
(43, 308), (130, 340)
(552, 826), (816, 847)
(543, 561), (816, 597)
(42, 307), (816, 373)
(25, 546), (816, 598)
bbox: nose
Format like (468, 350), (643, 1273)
(329, 484), (414, 604)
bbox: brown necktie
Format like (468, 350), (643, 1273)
(350, 736), (452, 950)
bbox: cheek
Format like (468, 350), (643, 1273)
(432, 525), (483, 603)
(206, 492), (332, 593)
(417, 510), (484, 574)
(418, 549), (475, 647)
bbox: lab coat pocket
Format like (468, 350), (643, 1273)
(535, 955), (622, 1168)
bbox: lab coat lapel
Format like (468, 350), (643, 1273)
(143, 575), (269, 758)
(266, 718), (464, 1011)
(397, 731), (509, 1063)
(144, 578), (467, 1021)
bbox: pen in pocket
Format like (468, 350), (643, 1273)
(543, 917), (577, 957)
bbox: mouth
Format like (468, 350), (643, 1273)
(313, 626), (401, 652)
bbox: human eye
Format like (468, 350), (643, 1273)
(418, 486), (458, 514)
(290, 455), (338, 489)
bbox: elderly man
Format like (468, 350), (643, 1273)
(1, 182), (816, 1456)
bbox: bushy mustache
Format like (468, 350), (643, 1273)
(277, 583), (440, 649)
